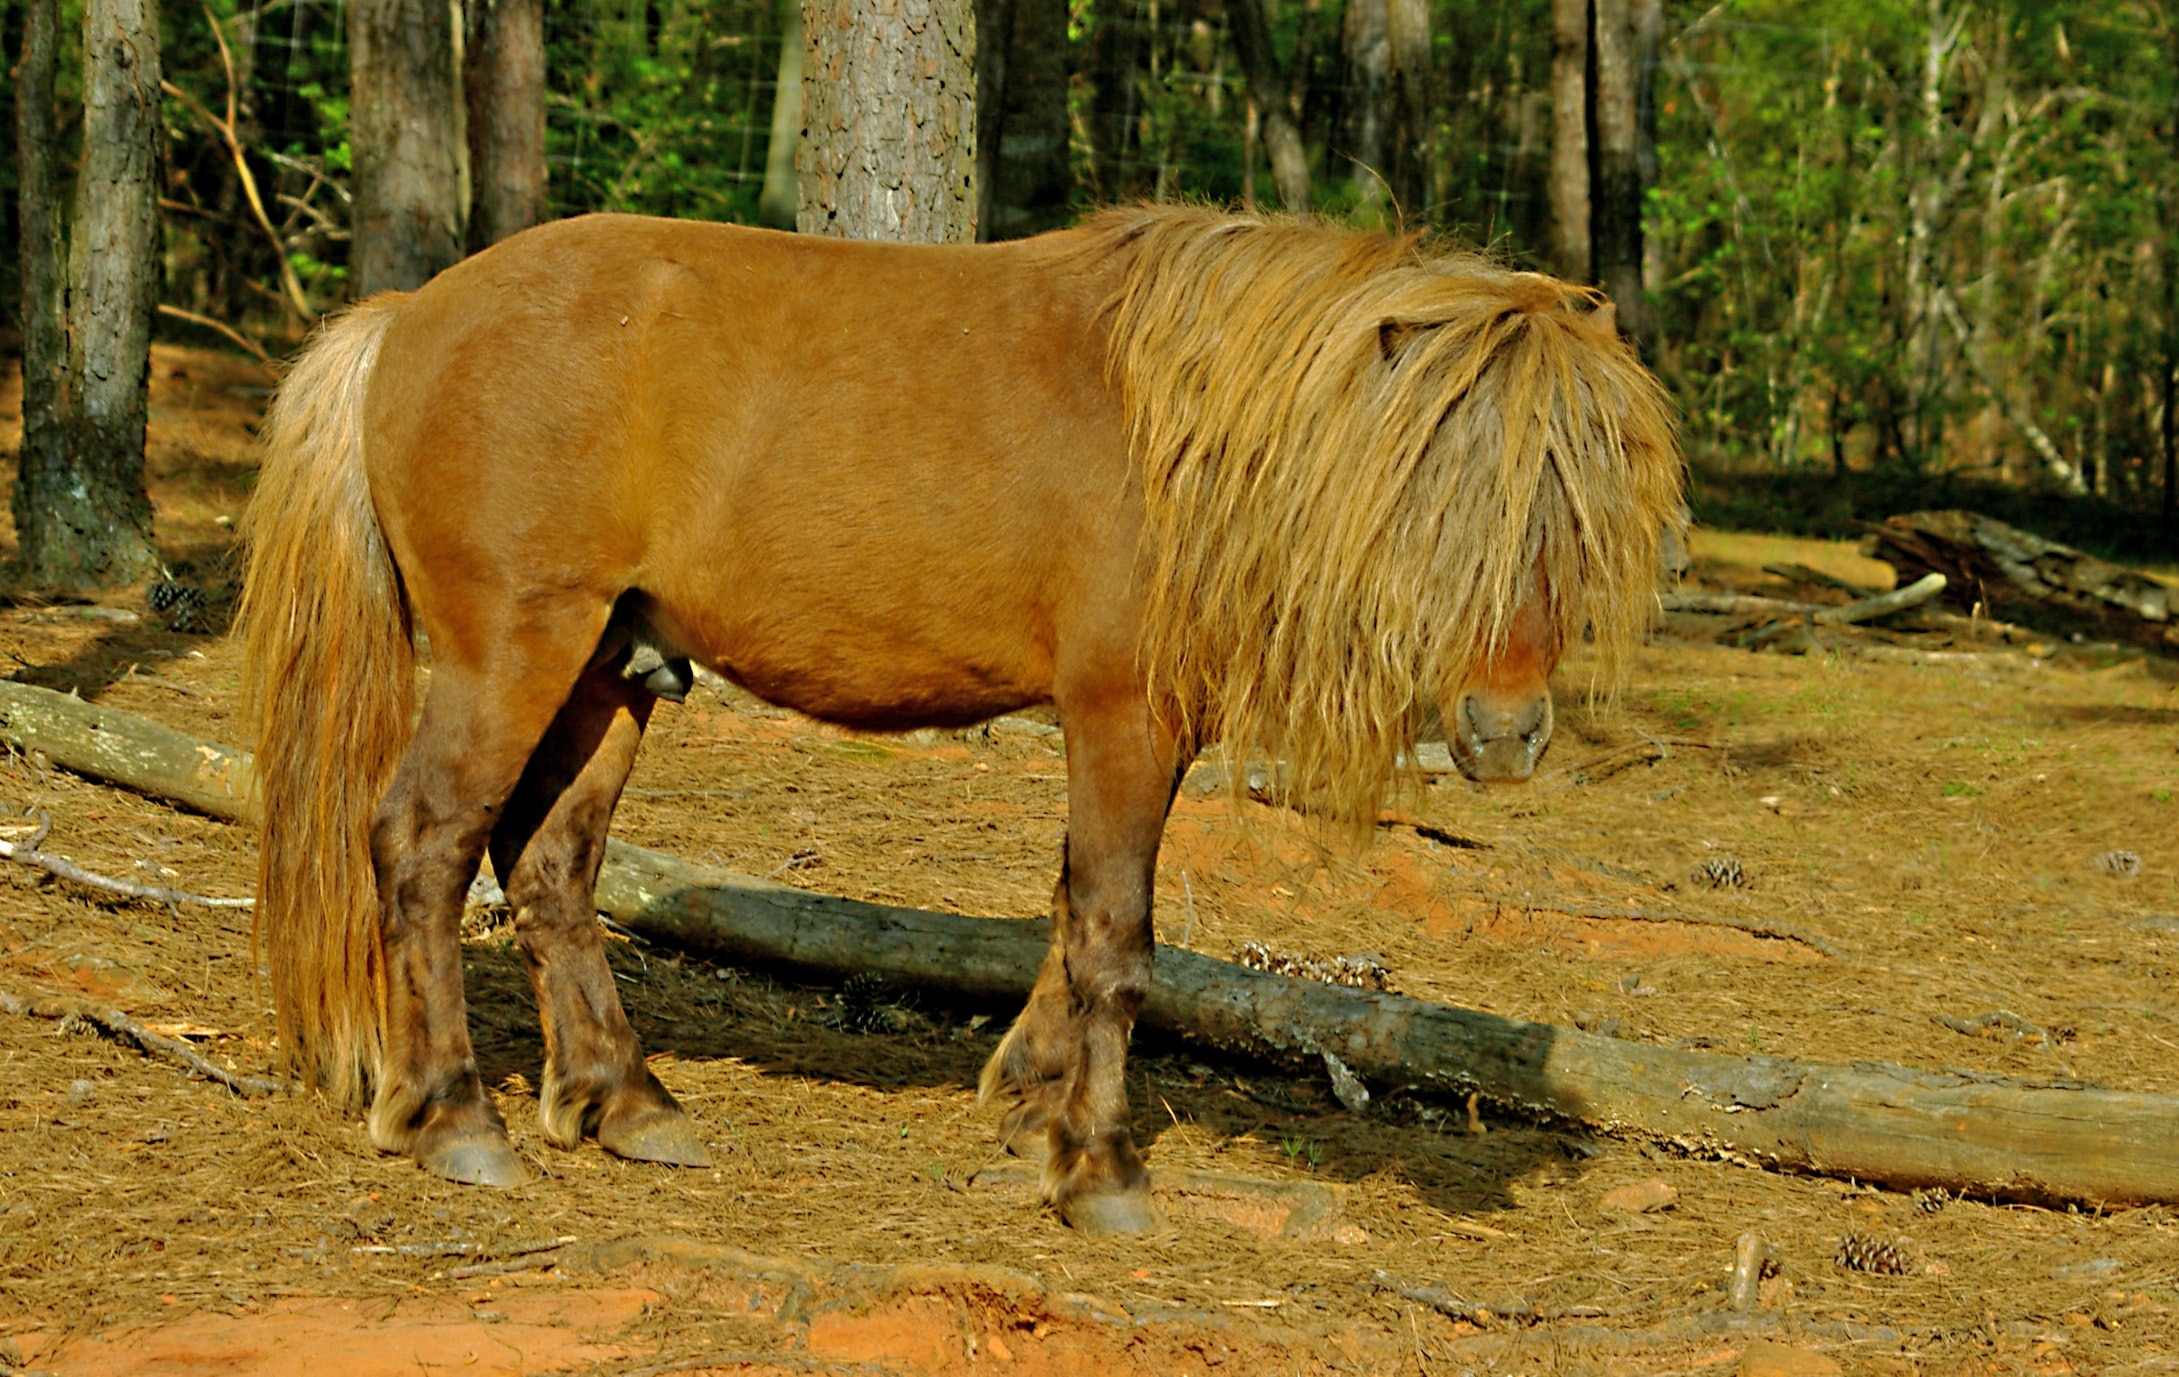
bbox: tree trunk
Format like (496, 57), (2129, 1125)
(973, 0), (1070, 240)
(1383, 0), (1430, 223)
(349, 0), (466, 294)
(1590, 0), (1645, 343)
(797, 0), (978, 243)
(13, 0), (69, 578)
(758, 0), (804, 229)
(22, 0), (162, 590)
(464, 0), (548, 250)
(1547, 0), (1589, 279)
(1339, 0), (1389, 208)
(1227, 0), (1311, 216)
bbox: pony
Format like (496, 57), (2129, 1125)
(236, 205), (1681, 1234)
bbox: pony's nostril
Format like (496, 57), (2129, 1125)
(1516, 699), (1546, 739)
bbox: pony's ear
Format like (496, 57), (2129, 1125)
(1378, 318), (1432, 361)
(1588, 300), (1619, 336)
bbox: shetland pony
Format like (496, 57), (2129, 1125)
(236, 206), (1680, 1233)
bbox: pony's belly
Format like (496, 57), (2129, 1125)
(706, 652), (1046, 733)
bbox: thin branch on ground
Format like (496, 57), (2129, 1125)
(352, 1235), (576, 1260)
(0, 815), (254, 909)
(1369, 1270), (1608, 1327)
(1472, 888), (1850, 961)
(1932, 1009), (2060, 1047)
(0, 983), (286, 1096)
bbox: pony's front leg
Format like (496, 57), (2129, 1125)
(982, 693), (1180, 1234)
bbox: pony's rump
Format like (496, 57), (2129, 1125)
(1093, 206), (1682, 825)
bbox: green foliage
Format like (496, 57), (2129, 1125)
(542, 0), (786, 221)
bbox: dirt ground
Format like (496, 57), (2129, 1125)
(0, 345), (2176, 1376)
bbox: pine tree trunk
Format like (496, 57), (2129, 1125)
(1228, 0), (1311, 216)
(973, 0), (1070, 240)
(1590, 0), (1645, 342)
(797, 0), (978, 242)
(1547, 0), (1590, 279)
(758, 0), (803, 228)
(349, 0), (465, 293)
(1339, 0), (1390, 208)
(13, 0), (68, 576)
(1383, 0), (1430, 222)
(464, 0), (547, 250)
(20, 0), (161, 589)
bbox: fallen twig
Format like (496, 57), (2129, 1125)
(1369, 1270), (1606, 1326)
(0, 814), (253, 909)
(1478, 894), (1850, 961)
(1934, 1009), (2059, 1048)
(0, 983), (285, 1096)
(352, 1235), (576, 1260)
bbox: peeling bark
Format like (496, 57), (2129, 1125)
(797, 0), (979, 243)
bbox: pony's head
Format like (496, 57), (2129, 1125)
(1100, 207), (1682, 827)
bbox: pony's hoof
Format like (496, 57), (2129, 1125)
(1059, 1185), (1162, 1236)
(598, 1105), (712, 1168)
(420, 1134), (530, 1187)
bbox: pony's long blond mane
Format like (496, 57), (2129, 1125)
(1092, 206), (1683, 826)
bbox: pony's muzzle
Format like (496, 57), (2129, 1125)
(1449, 690), (1553, 783)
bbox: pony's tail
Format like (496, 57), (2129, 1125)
(234, 294), (415, 1113)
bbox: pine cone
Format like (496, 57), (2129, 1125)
(1911, 1188), (1950, 1214)
(147, 579), (214, 634)
(1835, 1231), (1909, 1275)
(2088, 850), (2142, 878)
(1695, 856), (1749, 889)
(822, 972), (920, 1035)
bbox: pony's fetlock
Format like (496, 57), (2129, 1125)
(366, 1081), (426, 1154)
(542, 1064), (710, 1167)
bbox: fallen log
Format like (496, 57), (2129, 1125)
(2, 678), (2175, 1207)
(1863, 510), (2178, 657)
(1658, 572), (1948, 626)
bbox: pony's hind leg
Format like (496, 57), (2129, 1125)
(981, 691), (1181, 1234)
(489, 666), (709, 1168)
(367, 643), (607, 1186)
